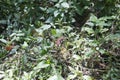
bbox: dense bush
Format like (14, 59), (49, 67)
(0, 0), (120, 80)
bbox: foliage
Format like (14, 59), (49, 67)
(0, 0), (120, 80)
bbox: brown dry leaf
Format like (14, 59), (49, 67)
(55, 36), (64, 47)
(60, 47), (70, 60)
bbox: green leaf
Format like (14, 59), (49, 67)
(82, 27), (94, 34)
(47, 8), (55, 14)
(89, 14), (98, 22)
(51, 29), (57, 35)
(100, 28), (109, 33)
(105, 34), (120, 41)
(22, 41), (28, 49)
(96, 21), (108, 27)
(0, 20), (7, 24)
(54, 29), (65, 37)
(86, 22), (94, 27)
(10, 33), (25, 37)
(34, 61), (50, 70)
(40, 49), (48, 55)
(99, 49), (105, 54)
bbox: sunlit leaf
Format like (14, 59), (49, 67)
(35, 28), (43, 36)
(61, 2), (69, 9)
(82, 27), (94, 34)
(83, 75), (93, 80)
(0, 39), (7, 44)
(34, 61), (49, 70)
(0, 71), (5, 79)
(72, 54), (81, 61)
(54, 29), (65, 37)
(45, 17), (53, 23)
(67, 74), (77, 80)
(54, 10), (59, 17)
(100, 28), (109, 33)
(0, 74), (4, 79)
(86, 22), (94, 27)
(51, 0), (58, 2)
(47, 74), (64, 80)
(41, 24), (51, 30)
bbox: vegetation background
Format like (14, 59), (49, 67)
(0, 0), (120, 80)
